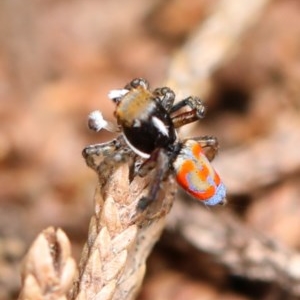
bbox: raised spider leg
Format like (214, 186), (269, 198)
(82, 137), (125, 171)
(152, 87), (176, 112)
(170, 96), (206, 128)
(124, 78), (149, 90)
(185, 136), (219, 161)
(137, 148), (170, 210)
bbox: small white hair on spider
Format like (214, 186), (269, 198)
(88, 110), (118, 132)
(108, 89), (129, 101)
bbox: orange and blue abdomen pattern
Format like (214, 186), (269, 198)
(174, 140), (226, 205)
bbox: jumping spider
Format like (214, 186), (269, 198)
(83, 78), (226, 210)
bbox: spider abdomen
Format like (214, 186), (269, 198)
(173, 140), (226, 205)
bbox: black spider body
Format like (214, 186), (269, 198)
(114, 85), (176, 157)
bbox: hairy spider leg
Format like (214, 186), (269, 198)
(170, 96), (206, 128)
(82, 136), (128, 171)
(137, 148), (171, 210)
(152, 87), (176, 112)
(124, 78), (149, 91)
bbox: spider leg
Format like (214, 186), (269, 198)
(137, 148), (160, 177)
(124, 78), (149, 90)
(137, 148), (170, 210)
(170, 96), (206, 128)
(184, 136), (219, 161)
(152, 87), (176, 112)
(82, 136), (127, 171)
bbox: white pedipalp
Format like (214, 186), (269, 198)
(88, 110), (118, 132)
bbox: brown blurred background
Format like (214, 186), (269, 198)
(1, 0), (300, 299)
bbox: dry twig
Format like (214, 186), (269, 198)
(166, 0), (272, 98)
(18, 227), (76, 300)
(70, 149), (177, 300)
(217, 113), (300, 195)
(168, 200), (300, 296)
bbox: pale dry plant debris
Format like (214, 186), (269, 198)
(71, 149), (177, 300)
(168, 200), (300, 296)
(217, 113), (300, 195)
(18, 227), (76, 300)
(166, 0), (273, 99)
